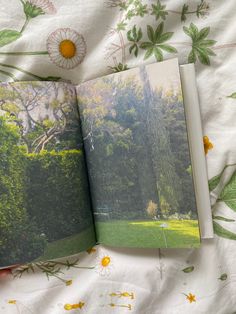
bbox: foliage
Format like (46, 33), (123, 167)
(109, 63), (129, 72)
(0, 82), (94, 265)
(13, 257), (94, 283)
(127, 25), (142, 57)
(213, 221), (236, 240)
(0, 29), (21, 47)
(140, 23), (177, 61)
(219, 170), (236, 211)
(209, 165), (236, 240)
(183, 23), (216, 65)
(0, 82), (81, 153)
(182, 266), (194, 273)
(25, 150), (92, 242)
(146, 200), (158, 218)
(106, 0), (212, 67)
(227, 92), (236, 99)
(151, 1), (168, 21)
(78, 69), (195, 221)
(0, 116), (46, 265)
(161, 89), (197, 217)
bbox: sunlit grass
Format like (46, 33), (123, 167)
(96, 220), (200, 248)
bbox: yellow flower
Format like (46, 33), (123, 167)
(101, 256), (111, 267)
(186, 293), (196, 303)
(64, 302), (85, 311)
(66, 280), (72, 286)
(8, 300), (16, 304)
(95, 253), (113, 276)
(64, 304), (73, 311)
(203, 136), (213, 154)
(47, 28), (86, 69)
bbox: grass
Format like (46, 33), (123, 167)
(96, 219), (200, 248)
(37, 227), (96, 261)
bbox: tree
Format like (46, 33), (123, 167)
(0, 116), (45, 264)
(146, 200), (158, 219)
(0, 82), (81, 153)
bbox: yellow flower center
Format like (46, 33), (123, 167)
(59, 40), (76, 59)
(101, 256), (111, 267)
(64, 304), (72, 311)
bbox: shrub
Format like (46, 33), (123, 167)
(25, 150), (93, 241)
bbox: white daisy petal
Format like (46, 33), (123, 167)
(47, 28), (87, 69)
(28, 0), (56, 14)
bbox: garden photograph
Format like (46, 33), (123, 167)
(0, 81), (95, 267)
(77, 60), (200, 248)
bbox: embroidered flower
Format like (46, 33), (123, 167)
(186, 293), (196, 303)
(22, 0), (56, 18)
(65, 280), (73, 286)
(95, 254), (113, 276)
(47, 28), (87, 69)
(203, 136), (213, 154)
(64, 302), (85, 310)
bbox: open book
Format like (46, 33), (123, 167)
(0, 58), (213, 267)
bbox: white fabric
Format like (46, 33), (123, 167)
(0, 0), (236, 313)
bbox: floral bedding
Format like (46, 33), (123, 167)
(0, 0), (236, 313)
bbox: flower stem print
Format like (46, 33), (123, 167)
(167, 1), (210, 22)
(13, 259), (94, 283)
(0, 1), (56, 48)
(0, 62), (61, 81)
(109, 292), (135, 299)
(209, 164), (236, 240)
(108, 303), (132, 310)
(106, 0), (209, 23)
(0, 68), (18, 81)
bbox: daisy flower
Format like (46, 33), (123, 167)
(22, 0), (56, 18)
(95, 253), (113, 276)
(47, 28), (87, 69)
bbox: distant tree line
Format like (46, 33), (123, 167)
(78, 67), (196, 221)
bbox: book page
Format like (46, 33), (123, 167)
(0, 81), (96, 267)
(180, 64), (214, 239)
(77, 58), (201, 248)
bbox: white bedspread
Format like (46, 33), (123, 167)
(0, 1), (236, 313)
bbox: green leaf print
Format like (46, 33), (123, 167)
(218, 273), (227, 281)
(183, 23), (216, 65)
(209, 172), (222, 192)
(219, 170), (236, 211)
(213, 221), (236, 240)
(0, 30), (21, 47)
(151, 1), (168, 21)
(140, 23), (177, 61)
(227, 92), (236, 99)
(213, 215), (235, 222)
(127, 25), (143, 57)
(182, 266), (194, 273)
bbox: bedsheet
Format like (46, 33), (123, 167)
(0, 0), (236, 313)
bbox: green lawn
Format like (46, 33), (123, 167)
(36, 227), (96, 261)
(96, 220), (200, 248)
